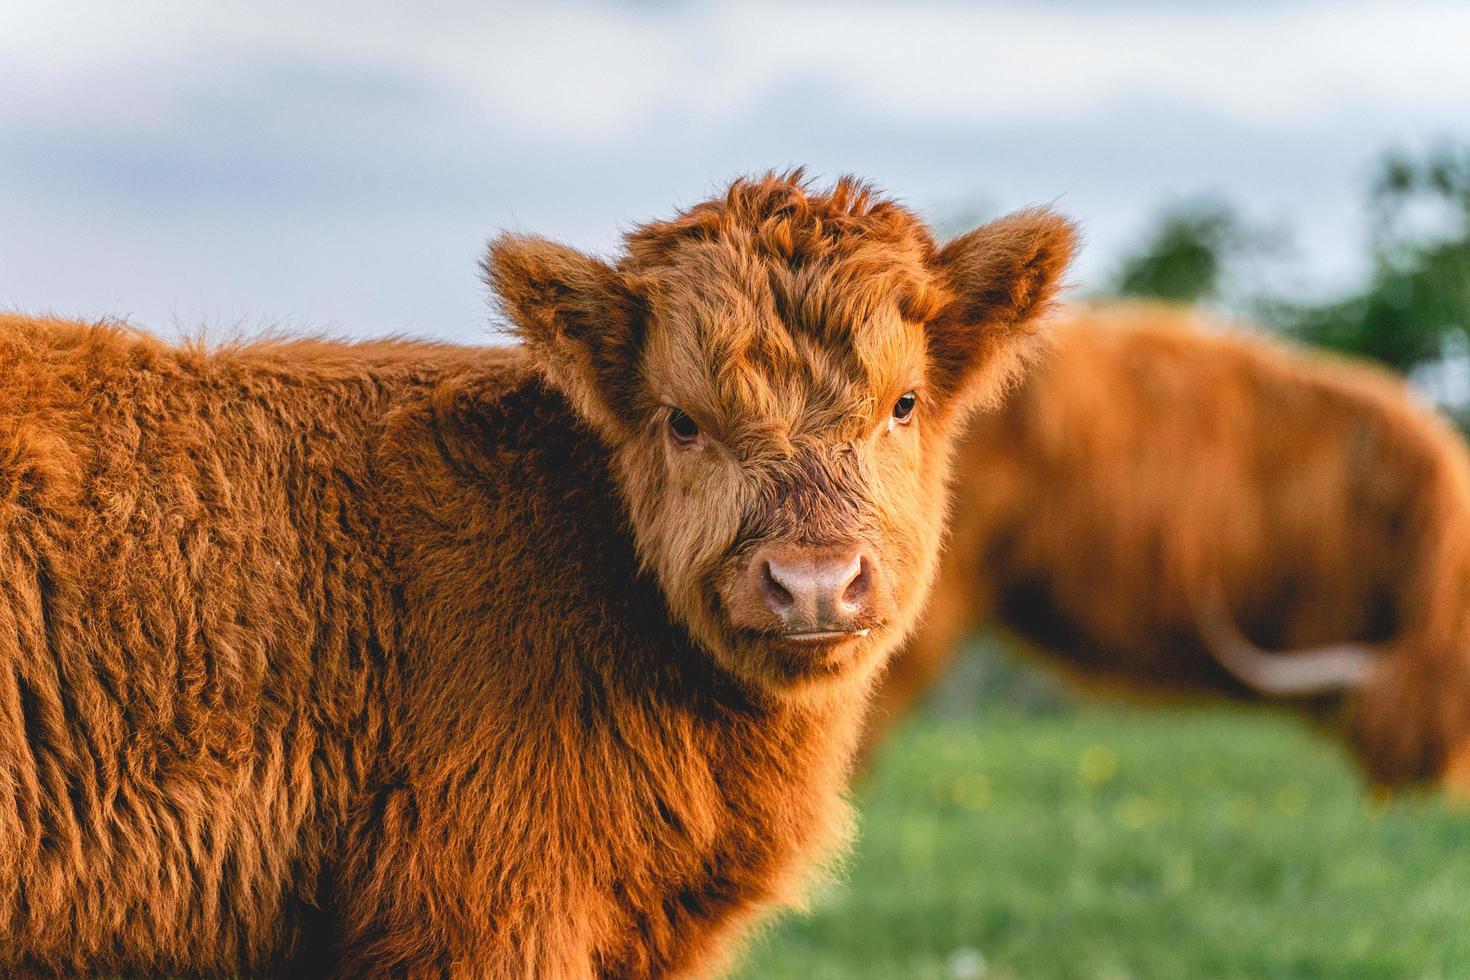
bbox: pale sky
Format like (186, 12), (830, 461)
(3, 0), (1468, 342)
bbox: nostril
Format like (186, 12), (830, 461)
(841, 557), (871, 608)
(760, 560), (794, 610)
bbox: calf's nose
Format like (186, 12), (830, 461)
(730, 542), (877, 635)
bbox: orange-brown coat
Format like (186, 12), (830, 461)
(0, 174), (1075, 975)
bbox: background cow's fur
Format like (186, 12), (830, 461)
(0, 174), (1075, 975)
(867, 303), (1470, 791)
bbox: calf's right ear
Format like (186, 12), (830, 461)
(927, 208), (1078, 412)
(484, 234), (643, 437)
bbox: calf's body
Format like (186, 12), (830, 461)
(1, 174), (1077, 974)
(0, 317), (851, 975)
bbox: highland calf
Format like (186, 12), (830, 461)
(0, 174), (1075, 975)
(869, 303), (1470, 793)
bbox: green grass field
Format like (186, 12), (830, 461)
(734, 685), (1470, 979)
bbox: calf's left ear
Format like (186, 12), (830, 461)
(927, 208), (1078, 411)
(484, 234), (643, 437)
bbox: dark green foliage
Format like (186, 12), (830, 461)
(1102, 144), (1470, 420)
(1278, 145), (1470, 375)
(1111, 200), (1267, 305)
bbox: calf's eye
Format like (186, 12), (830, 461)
(892, 391), (917, 423)
(668, 408), (700, 443)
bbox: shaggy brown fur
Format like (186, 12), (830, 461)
(868, 302), (1470, 792)
(0, 173), (1075, 976)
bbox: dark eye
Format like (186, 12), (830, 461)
(668, 408), (700, 443)
(892, 391), (917, 423)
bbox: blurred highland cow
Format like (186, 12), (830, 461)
(869, 303), (1470, 793)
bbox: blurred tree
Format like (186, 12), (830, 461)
(1109, 199), (1269, 305)
(1278, 145), (1470, 375)
(1104, 145), (1470, 419)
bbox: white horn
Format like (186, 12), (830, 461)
(1195, 585), (1377, 697)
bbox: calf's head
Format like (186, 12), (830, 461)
(488, 174), (1075, 699)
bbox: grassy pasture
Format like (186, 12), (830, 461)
(735, 646), (1470, 979)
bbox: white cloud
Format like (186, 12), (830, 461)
(4, 0), (1469, 140)
(1, 0), (1466, 338)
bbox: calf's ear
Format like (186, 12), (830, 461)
(927, 208), (1078, 411)
(484, 234), (643, 437)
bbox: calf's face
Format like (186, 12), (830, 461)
(489, 175), (1075, 699)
